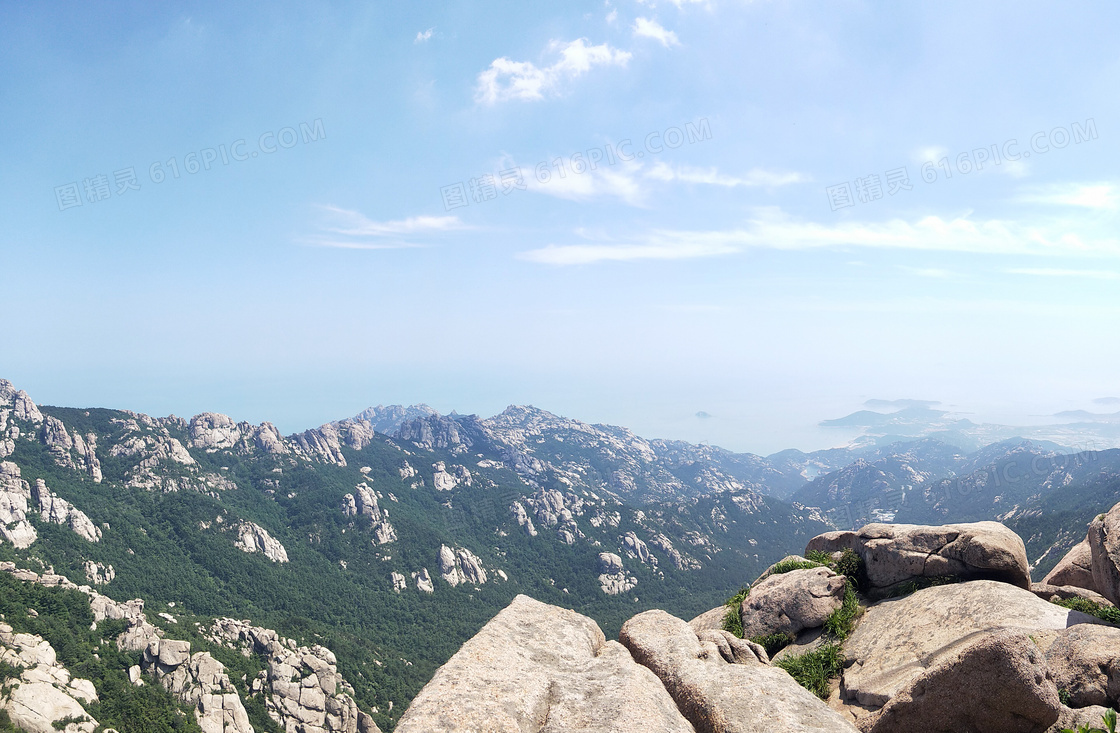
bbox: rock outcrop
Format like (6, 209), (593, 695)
(1042, 537), (1097, 591)
(842, 580), (1099, 707)
(233, 521), (289, 562)
(1045, 624), (1120, 707)
(0, 622), (99, 733)
(411, 568), (434, 593)
(598, 551), (637, 595)
(806, 521), (1031, 594)
(740, 566), (847, 639)
(1089, 504), (1120, 606)
(143, 639), (254, 733)
(437, 545), (487, 586)
(83, 560), (114, 585)
(0, 460), (36, 548)
(33, 479), (101, 542)
(342, 486), (396, 544)
(868, 629), (1060, 733)
(206, 619), (380, 733)
(619, 609), (858, 732)
(394, 595), (693, 733)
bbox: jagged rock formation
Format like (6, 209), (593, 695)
(33, 479), (101, 542)
(597, 551), (637, 595)
(0, 622), (100, 733)
(1089, 504), (1120, 606)
(0, 460), (36, 547)
(391, 572), (407, 593)
(509, 501), (537, 536)
(411, 568), (434, 593)
(233, 521), (289, 562)
(83, 560), (114, 585)
(806, 521), (1031, 595)
(437, 545), (487, 586)
(394, 595), (694, 732)
(342, 486), (397, 544)
(205, 619), (381, 733)
(1043, 537), (1095, 590)
(143, 639), (255, 733)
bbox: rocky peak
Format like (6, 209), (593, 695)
(234, 521), (289, 562)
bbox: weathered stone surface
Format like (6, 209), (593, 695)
(32, 479), (101, 542)
(842, 580), (1099, 707)
(1047, 705), (1113, 733)
(689, 605), (729, 634)
(1089, 504), (1120, 606)
(806, 521), (1031, 593)
(233, 521), (288, 562)
(1045, 624), (1120, 707)
(868, 630), (1060, 733)
(740, 567), (847, 639)
(412, 568), (434, 593)
(598, 551), (637, 595)
(189, 413), (243, 451)
(1, 621), (98, 733)
(5, 681), (97, 733)
(437, 545), (487, 586)
(395, 595), (694, 733)
(1043, 538), (1097, 591)
(620, 609), (856, 732)
(0, 460), (37, 548)
(1031, 583), (1114, 607)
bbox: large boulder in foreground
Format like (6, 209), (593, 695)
(1042, 537), (1097, 592)
(842, 580), (1100, 707)
(394, 594), (693, 733)
(807, 521), (1030, 594)
(1089, 505), (1120, 606)
(741, 567), (847, 639)
(868, 630), (1060, 733)
(620, 609), (858, 733)
(1045, 624), (1120, 707)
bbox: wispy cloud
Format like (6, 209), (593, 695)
(1017, 182), (1120, 210)
(526, 161), (648, 205)
(306, 206), (467, 250)
(415, 28), (434, 43)
(519, 209), (1120, 264)
(1006, 268), (1120, 280)
(646, 162), (807, 187)
(632, 17), (679, 47)
(475, 39), (631, 104)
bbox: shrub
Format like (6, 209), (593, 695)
(774, 643), (844, 699)
(720, 586), (750, 638)
(748, 632), (794, 657)
(805, 550), (834, 565)
(833, 549), (867, 592)
(1051, 597), (1120, 625)
(824, 581), (861, 641)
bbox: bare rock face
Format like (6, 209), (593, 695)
(0, 460), (37, 548)
(689, 606), (729, 634)
(740, 567), (847, 639)
(509, 501), (538, 536)
(1044, 624), (1120, 707)
(1030, 583), (1114, 607)
(438, 545), (488, 586)
(395, 595), (694, 733)
(341, 486), (396, 544)
(619, 609), (858, 733)
(598, 551), (638, 595)
(391, 572), (407, 593)
(1088, 503), (1120, 606)
(842, 580), (1100, 707)
(868, 630), (1060, 733)
(206, 619), (379, 733)
(83, 561), (115, 585)
(1042, 537), (1097, 591)
(623, 531), (658, 567)
(806, 521), (1031, 594)
(397, 415), (469, 451)
(1, 621), (99, 733)
(412, 568), (434, 593)
(189, 413), (243, 451)
(290, 424), (347, 465)
(234, 521), (288, 563)
(33, 479), (101, 542)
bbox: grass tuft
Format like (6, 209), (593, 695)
(748, 632), (795, 657)
(774, 643), (844, 699)
(1051, 597), (1120, 625)
(720, 586), (750, 638)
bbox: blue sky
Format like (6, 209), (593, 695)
(2, 1), (1119, 454)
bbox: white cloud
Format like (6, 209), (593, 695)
(632, 17), (679, 47)
(606, 9), (618, 23)
(646, 161), (807, 187)
(912, 146), (949, 164)
(306, 206), (467, 249)
(475, 39), (632, 104)
(518, 209), (1120, 265)
(415, 28), (434, 43)
(526, 161), (649, 206)
(1017, 183), (1120, 211)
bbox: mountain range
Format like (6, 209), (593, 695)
(2, 377), (1120, 729)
